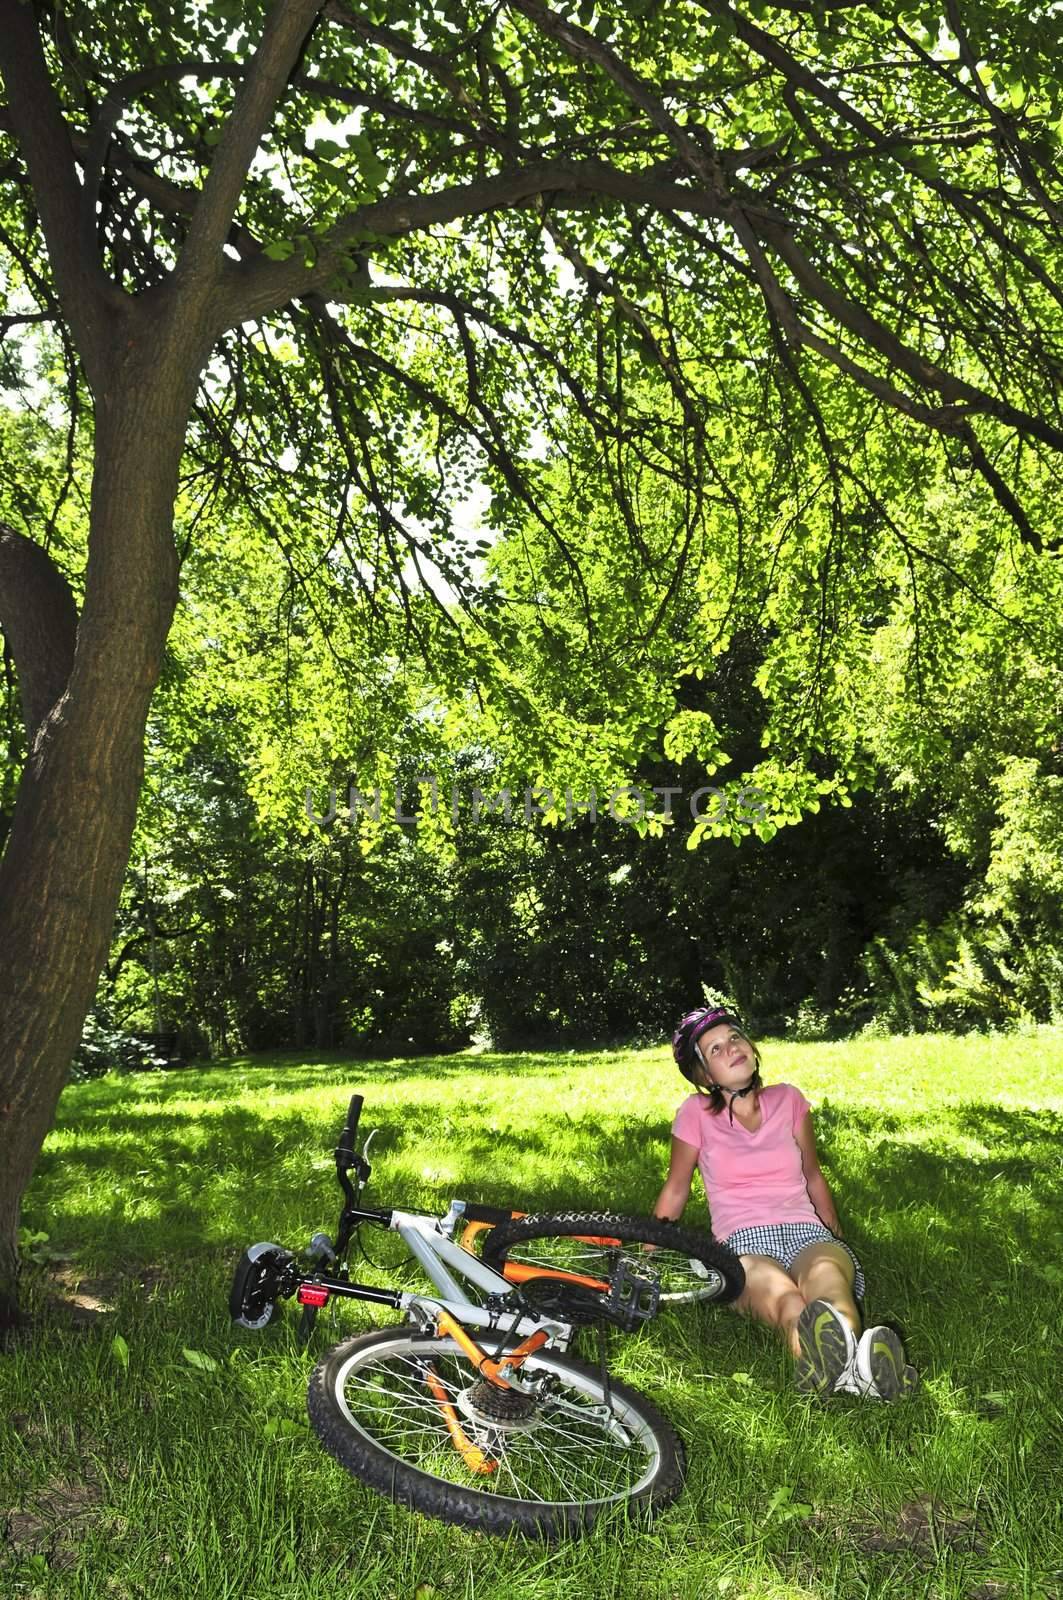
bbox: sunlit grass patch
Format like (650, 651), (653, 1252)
(4, 1030), (1062, 1597)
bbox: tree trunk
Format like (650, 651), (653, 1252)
(0, 315), (206, 1326)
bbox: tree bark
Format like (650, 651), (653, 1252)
(0, 528), (78, 742)
(0, 306), (209, 1326)
(0, 0), (327, 1329)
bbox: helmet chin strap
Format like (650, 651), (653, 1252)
(696, 1044), (757, 1124)
(713, 1079), (757, 1124)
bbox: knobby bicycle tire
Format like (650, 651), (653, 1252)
(480, 1210), (745, 1309)
(307, 1325), (684, 1538)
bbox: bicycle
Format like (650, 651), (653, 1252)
(229, 1092), (744, 1539)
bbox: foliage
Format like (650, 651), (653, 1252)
(7, 0), (1063, 800)
(70, 1013), (171, 1080)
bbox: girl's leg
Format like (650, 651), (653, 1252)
(733, 1254), (808, 1358)
(791, 1241), (860, 1339)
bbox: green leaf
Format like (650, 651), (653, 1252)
(261, 239), (297, 261)
(182, 1347), (219, 1372)
(906, 150), (939, 180)
(111, 1333), (130, 1371)
(263, 1416), (308, 1439)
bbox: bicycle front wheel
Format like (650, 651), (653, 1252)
(480, 1211), (745, 1308)
(307, 1326), (684, 1538)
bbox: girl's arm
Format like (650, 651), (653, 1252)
(654, 1135), (700, 1222)
(794, 1112), (843, 1234)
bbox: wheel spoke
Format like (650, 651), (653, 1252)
(330, 1336), (663, 1505)
(482, 1212), (742, 1307)
(512, 1241), (712, 1299)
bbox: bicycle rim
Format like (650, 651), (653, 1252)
(318, 1330), (675, 1521)
(487, 1218), (735, 1305)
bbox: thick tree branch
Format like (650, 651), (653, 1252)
(0, 1), (120, 377)
(177, 0), (324, 287)
(220, 157), (739, 322)
(506, 2), (808, 342)
(0, 525), (79, 743)
(81, 62), (242, 252)
(760, 219), (1063, 454)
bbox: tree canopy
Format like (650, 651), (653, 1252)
(2, 0), (1063, 1319)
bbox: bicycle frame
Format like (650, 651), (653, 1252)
(272, 1089), (632, 1354)
(284, 1200), (576, 1351)
(243, 1091), (665, 1404)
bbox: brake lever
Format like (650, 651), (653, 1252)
(350, 1128), (377, 1204)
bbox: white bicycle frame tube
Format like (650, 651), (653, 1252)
(385, 1207), (573, 1344)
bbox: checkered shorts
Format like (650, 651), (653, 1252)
(723, 1222), (865, 1301)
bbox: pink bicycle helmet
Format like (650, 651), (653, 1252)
(671, 1005), (745, 1083)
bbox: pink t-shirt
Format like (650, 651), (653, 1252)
(672, 1083), (819, 1241)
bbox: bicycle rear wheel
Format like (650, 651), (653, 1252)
(480, 1211), (744, 1308)
(307, 1326), (684, 1538)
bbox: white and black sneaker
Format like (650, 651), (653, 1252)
(795, 1299), (859, 1398)
(852, 1325), (918, 1401)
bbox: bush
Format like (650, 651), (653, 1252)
(786, 998), (836, 1041)
(70, 1013), (168, 1080)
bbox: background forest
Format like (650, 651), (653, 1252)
(4, 383), (1060, 1063)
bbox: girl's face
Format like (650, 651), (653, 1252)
(694, 1023), (756, 1086)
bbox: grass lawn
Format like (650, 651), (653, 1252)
(3, 1031), (1062, 1599)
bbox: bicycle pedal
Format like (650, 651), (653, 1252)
(607, 1258), (660, 1327)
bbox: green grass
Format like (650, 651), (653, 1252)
(3, 1032), (1063, 1599)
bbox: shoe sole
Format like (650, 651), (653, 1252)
(866, 1327), (919, 1401)
(795, 1299), (852, 1396)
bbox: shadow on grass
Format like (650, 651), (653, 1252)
(13, 1060), (1061, 1600)
(33, 1064), (1063, 1310)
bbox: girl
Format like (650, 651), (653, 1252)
(655, 1005), (916, 1400)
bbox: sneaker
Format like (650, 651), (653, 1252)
(854, 1326), (919, 1401)
(794, 1299), (858, 1397)
(831, 1358), (867, 1397)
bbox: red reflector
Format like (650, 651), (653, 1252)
(297, 1284), (330, 1307)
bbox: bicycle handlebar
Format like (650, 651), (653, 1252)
(336, 1094), (363, 1167)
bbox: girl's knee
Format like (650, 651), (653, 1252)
(741, 1282), (804, 1332)
(773, 1286), (807, 1330)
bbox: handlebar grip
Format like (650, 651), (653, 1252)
(336, 1094), (363, 1163)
